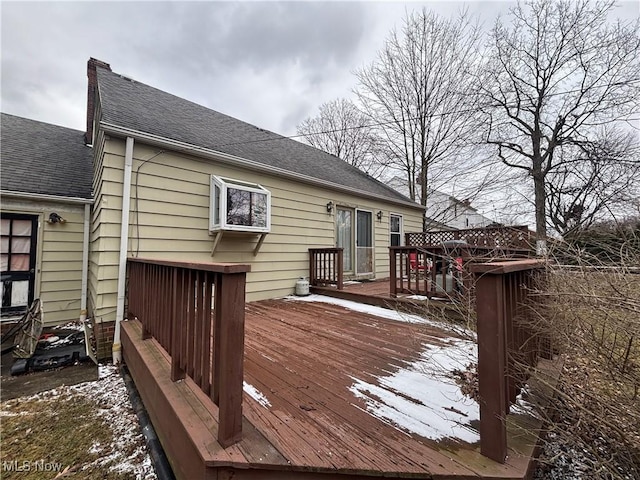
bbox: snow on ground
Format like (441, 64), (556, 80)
(243, 381), (271, 408)
(75, 364), (155, 479)
(288, 294), (480, 443)
(52, 321), (85, 331)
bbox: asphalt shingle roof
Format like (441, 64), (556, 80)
(1, 113), (93, 199)
(96, 68), (418, 207)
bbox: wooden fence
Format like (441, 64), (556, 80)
(126, 257), (250, 448)
(309, 248), (344, 289)
(471, 259), (551, 463)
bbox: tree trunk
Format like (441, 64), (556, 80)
(533, 167), (548, 255)
(420, 164), (428, 231)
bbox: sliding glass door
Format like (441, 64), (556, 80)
(356, 210), (373, 275)
(336, 207), (373, 275)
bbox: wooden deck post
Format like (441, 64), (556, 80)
(389, 248), (397, 298)
(309, 251), (316, 287)
(475, 272), (508, 463)
(337, 249), (344, 290)
(214, 271), (246, 448)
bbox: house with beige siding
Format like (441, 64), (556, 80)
(1, 113), (93, 327)
(2, 58), (424, 358)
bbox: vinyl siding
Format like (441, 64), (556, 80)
(88, 129), (120, 324)
(89, 136), (423, 323)
(2, 199), (87, 326)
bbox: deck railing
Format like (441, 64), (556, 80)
(309, 248), (344, 289)
(389, 246), (466, 298)
(471, 259), (551, 463)
(126, 257), (251, 448)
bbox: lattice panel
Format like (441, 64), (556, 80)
(406, 226), (532, 250)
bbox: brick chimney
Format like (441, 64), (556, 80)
(85, 58), (111, 145)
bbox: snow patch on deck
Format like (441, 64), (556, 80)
(349, 339), (480, 443)
(286, 294), (474, 337)
(288, 294), (426, 324)
(243, 381), (271, 408)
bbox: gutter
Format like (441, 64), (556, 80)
(100, 122), (425, 212)
(113, 136), (134, 364)
(1, 190), (93, 205)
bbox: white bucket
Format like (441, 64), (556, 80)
(295, 277), (310, 296)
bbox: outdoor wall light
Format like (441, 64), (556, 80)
(326, 201), (334, 213)
(48, 212), (66, 224)
(376, 210), (383, 221)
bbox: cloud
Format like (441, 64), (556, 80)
(1, 1), (373, 135)
(4, 1), (634, 137)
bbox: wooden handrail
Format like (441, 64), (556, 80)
(126, 257), (250, 448)
(469, 259), (546, 274)
(128, 256), (250, 274)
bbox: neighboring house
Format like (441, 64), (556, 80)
(1, 113), (93, 326)
(387, 176), (493, 231)
(423, 189), (494, 230)
(2, 58), (425, 358)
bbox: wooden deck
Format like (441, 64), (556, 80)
(123, 296), (556, 480)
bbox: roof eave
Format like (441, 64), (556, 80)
(1, 190), (94, 205)
(99, 122), (425, 212)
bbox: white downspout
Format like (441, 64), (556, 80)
(113, 136), (134, 363)
(79, 203), (90, 323)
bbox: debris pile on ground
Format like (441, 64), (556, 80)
(451, 363), (478, 402)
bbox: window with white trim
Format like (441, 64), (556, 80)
(390, 214), (402, 246)
(210, 175), (271, 233)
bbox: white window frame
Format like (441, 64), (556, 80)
(390, 213), (403, 246)
(210, 175), (271, 233)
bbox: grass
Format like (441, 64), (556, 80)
(533, 268), (640, 478)
(0, 366), (154, 480)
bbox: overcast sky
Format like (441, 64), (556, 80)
(2, 0), (633, 139)
(2, 1), (637, 225)
(2, 1), (637, 137)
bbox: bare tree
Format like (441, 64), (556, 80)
(546, 127), (640, 237)
(482, 0), (640, 253)
(296, 98), (385, 177)
(355, 8), (482, 211)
